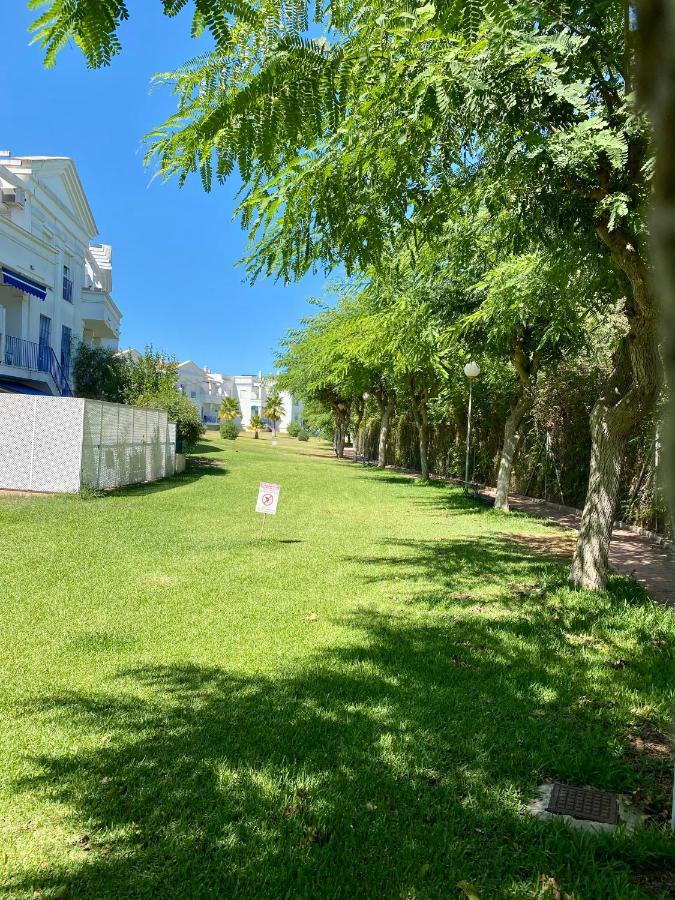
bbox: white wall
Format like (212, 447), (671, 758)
(0, 395), (84, 492)
(0, 395), (176, 493)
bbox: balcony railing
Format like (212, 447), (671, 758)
(1, 334), (73, 397)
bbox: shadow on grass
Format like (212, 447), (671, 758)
(11, 550), (674, 897)
(190, 439), (224, 455)
(357, 474), (495, 519)
(108, 464), (230, 499)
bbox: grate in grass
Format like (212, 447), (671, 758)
(546, 783), (619, 824)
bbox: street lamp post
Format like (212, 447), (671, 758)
(463, 361), (481, 494)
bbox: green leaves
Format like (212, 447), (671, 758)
(597, 192), (631, 231)
(29, 0), (257, 68)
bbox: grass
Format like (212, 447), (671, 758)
(0, 431), (673, 899)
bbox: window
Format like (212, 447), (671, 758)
(38, 315), (51, 372)
(61, 325), (72, 373)
(190, 390), (197, 399)
(62, 264), (73, 302)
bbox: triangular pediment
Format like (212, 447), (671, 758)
(178, 361), (205, 377)
(24, 157), (98, 239)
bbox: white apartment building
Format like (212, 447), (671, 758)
(176, 360), (301, 430)
(0, 152), (121, 397)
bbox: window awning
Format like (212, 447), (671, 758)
(1, 267), (47, 301)
(0, 379), (50, 395)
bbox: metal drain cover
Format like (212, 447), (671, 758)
(546, 783), (619, 824)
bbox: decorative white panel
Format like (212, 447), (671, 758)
(30, 398), (84, 492)
(0, 396), (84, 493)
(0, 396), (176, 493)
(0, 396), (37, 491)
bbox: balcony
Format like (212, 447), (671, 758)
(81, 289), (121, 341)
(0, 333), (72, 396)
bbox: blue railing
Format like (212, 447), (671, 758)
(1, 334), (73, 397)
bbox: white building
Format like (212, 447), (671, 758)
(175, 360), (301, 430)
(0, 152), (121, 397)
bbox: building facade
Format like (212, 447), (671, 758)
(0, 152), (121, 397)
(175, 360), (301, 431)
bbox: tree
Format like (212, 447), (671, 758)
(249, 413), (262, 439)
(121, 345), (178, 404)
(457, 242), (607, 511)
(71, 342), (126, 402)
(218, 395), (241, 422)
(263, 392), (285, 436)
(277, 300), (371, 459)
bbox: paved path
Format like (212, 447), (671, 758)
(345, 451), (674, 607)
(478, 487), (675, 608)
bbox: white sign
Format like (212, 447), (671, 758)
(256, 482), (281, 515)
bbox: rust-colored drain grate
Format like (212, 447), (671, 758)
(546, 783), (619, 824)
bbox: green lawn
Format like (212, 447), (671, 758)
(1, 432), (673, 899)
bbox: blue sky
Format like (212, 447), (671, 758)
(2, 4), (327, 374)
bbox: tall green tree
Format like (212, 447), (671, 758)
(71, 342), (126, 402)
(458, 245), (609, 511)
(121, 346), (178, 404)
(277, 300), (372, 458)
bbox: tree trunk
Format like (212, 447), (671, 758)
(570, 402), (625, 590)
(633, 1), (675, 831)
(352, 401), (365, 462)
(333, 408), (349, 459)
(637, 0), (675, 534)
(378, 396), (394, 467)
(494, 391), (533, 512)
(416, 411), (429, 480)
(334, 422), (345, 458)
(571, 228), (662, 589)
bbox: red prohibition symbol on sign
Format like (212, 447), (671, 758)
(262, 493), (274, 507)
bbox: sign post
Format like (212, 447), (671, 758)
(256, 482), (280, 538)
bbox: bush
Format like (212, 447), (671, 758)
(297, 430), (310, 442)
(72, 342), (126, 401)
(220, 421), (239, 440)
(286, 420), (301, 437)
(136, 389), (205, 450)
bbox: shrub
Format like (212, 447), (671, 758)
(72, 342), (126, 401)
(286, 420), (301, 437)
(297, 430), (310, 442)
(136, 389), (205, 450)
(220, 421), (239, 440)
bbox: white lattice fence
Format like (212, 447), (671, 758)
(0, 396), (84, 492)
(80, 401), (175, 490)
(0, 396), (176, 493)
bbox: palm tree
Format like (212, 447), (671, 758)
(249, 413), (262, 439)
(263, 392), (285, 436)
(218, 395), (241, 422)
